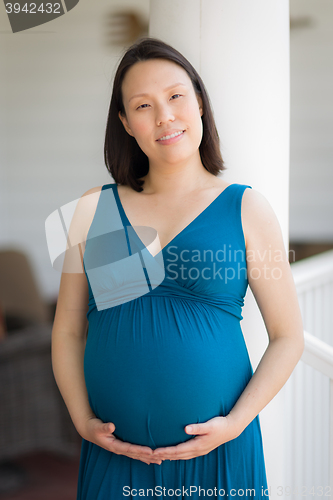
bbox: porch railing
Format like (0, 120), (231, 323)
(286, 249), (333, 496)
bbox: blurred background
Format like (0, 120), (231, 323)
(0, 0), (332, 498)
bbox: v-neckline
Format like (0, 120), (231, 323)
(113, 183), (235, 258)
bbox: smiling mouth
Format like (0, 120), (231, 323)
(157, 130), (186, 142)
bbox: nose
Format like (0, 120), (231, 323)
(155, 102), (175, 126)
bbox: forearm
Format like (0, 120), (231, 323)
(51, 329), (96, 436)
(227, 336), (304, 435)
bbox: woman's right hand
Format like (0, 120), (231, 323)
(80, 417), (163, 465)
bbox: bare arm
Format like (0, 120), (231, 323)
(51, 186), (102, 435)
(226, 188), (305, 434)
(51, 186), (162, 464)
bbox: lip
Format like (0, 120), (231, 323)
(156, 129), (186, 141)
(156, 129), (186, 145)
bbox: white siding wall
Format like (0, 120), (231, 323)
(1, 0), (332, 301)
(0, 0), (149, 300)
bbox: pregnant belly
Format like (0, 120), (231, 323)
(84, 302), (253, 449)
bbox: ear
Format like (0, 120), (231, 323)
(118, 111), (134, 137)
(196, 94), (203, 116)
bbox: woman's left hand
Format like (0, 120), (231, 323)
(152, 415), (241, 462)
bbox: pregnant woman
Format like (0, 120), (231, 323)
(51, 37), (304, 499)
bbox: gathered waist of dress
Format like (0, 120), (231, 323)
(148, 282), (244, 320)
(86, 277), (245, 321)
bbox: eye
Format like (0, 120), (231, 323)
(136, 94), (183, 110)
(136, 103), (150, 110)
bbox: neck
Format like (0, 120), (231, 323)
(140, 153), (213, 197)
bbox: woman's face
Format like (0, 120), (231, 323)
(118, 58), (203, 168)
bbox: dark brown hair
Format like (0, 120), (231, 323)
(104, 37), (226, 192)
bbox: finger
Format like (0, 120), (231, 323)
(126, 443), (163, 464)
(123, 442), (155, 456)
(99, 433), (163, 464)
(154, 436), (214, 460)
(110, 440), (162, 462)
(153, 440), (196, 458)
(185, 424), (208, 435)
(103, 422), (116, 434)
(142, 459), (163, 465)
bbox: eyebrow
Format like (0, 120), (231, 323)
(128, 82), (187, 103)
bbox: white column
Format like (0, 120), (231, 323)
(150, 0), (290, 497)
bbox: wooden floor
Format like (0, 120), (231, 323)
(0, 452), (81, 500)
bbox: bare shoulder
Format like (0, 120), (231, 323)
(80, 185), (104, 215)
(242, 187), (276, 217)
(80, 185), (104, 201)
(69, 185), (104, 246)
(241, 187), (284, 249)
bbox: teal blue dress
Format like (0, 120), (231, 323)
(77, 182), (269, 499)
